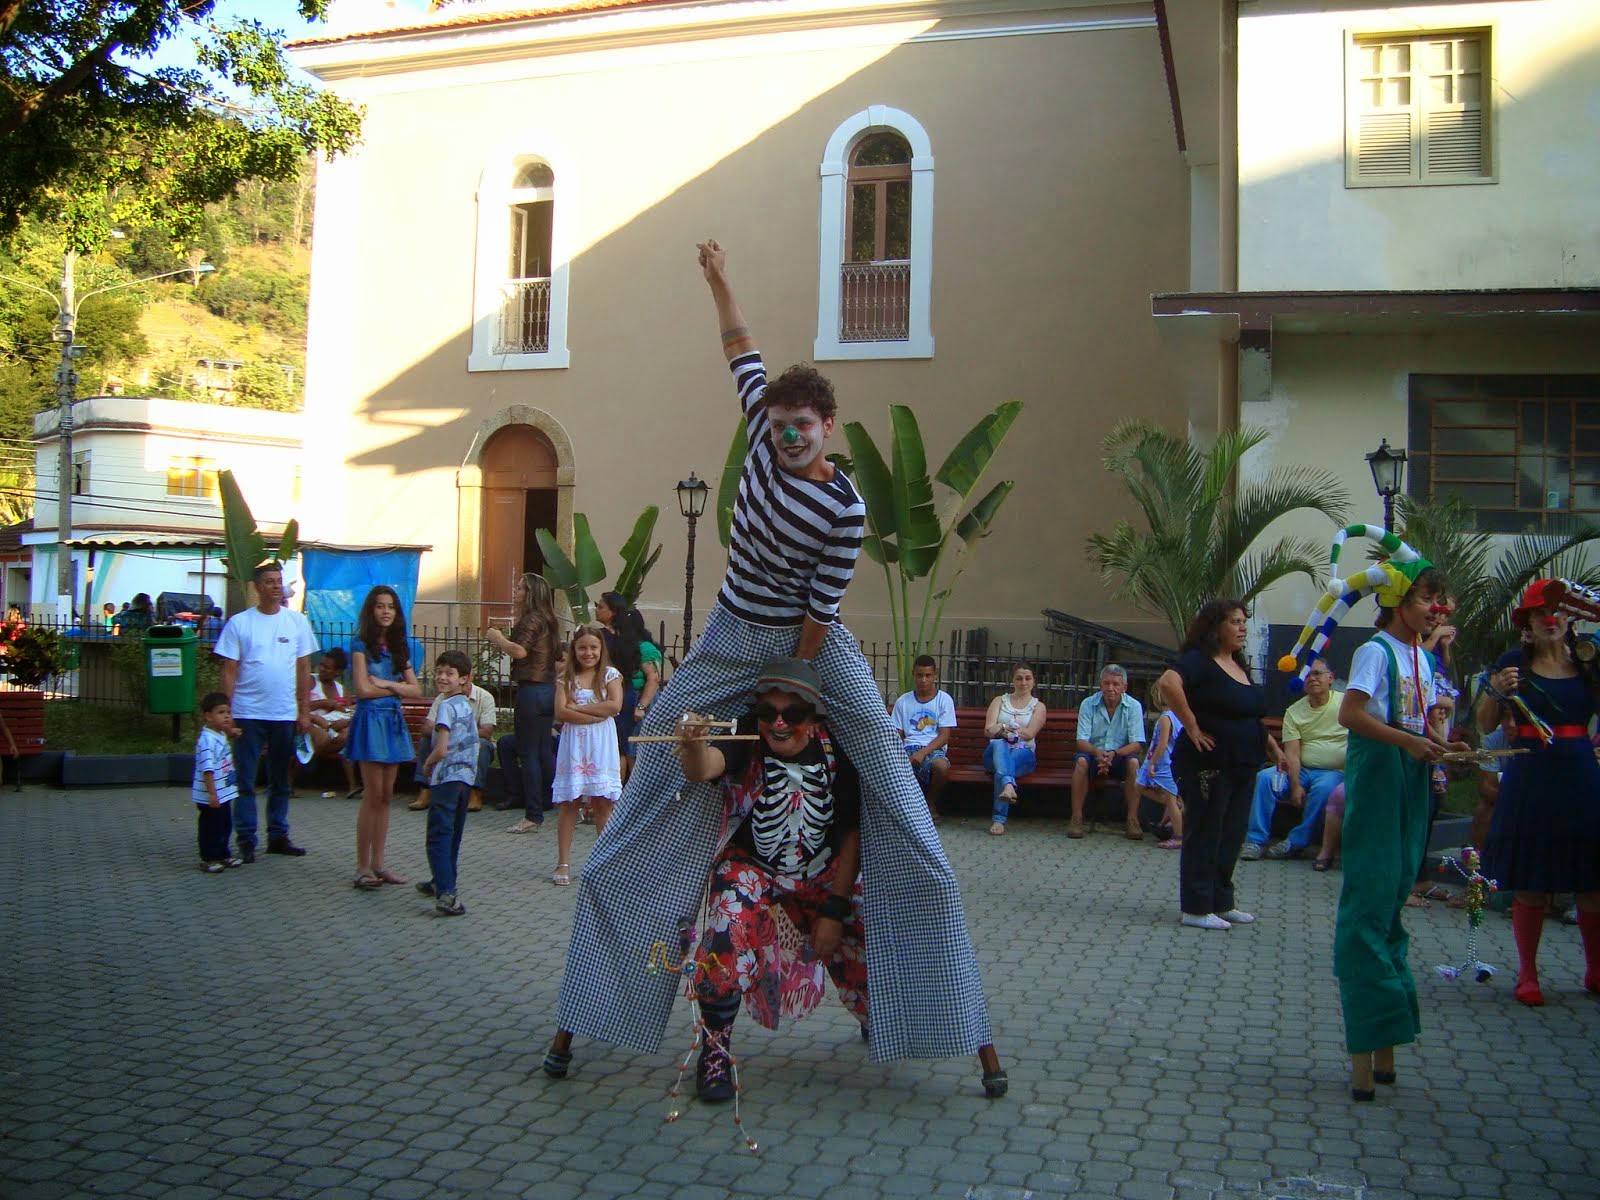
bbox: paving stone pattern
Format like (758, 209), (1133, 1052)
(3, 790), (1598, 1200)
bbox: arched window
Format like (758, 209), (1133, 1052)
(815, 107), (933, 361)
(504, 160), (554, 354)
(470, 152), (571, 371)
(842, 133), (912, 342)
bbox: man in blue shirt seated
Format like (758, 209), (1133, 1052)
(1070, 664), (1145, 840)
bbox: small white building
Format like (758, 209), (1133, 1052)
(29, 396), (304, 619)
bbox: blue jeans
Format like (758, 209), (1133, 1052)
(425, 781), (470, 896)
(984, 740), (1036, 825)
(233, 718), (296, 850)
(1247, 765), (1343, 850)
(505, 681), (556, 821)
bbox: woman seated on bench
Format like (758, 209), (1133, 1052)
(984, 664), (1047, 836)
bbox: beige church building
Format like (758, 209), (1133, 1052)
(291, 0), (1600, 660)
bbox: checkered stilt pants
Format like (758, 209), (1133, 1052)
(555, 604), (994, 1062)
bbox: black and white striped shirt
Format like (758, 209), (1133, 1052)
(717, 351), (865, 627)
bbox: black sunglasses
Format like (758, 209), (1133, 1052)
(754, 702), (815, 725)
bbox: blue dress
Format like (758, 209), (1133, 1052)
(1482, 650), (1600, 893)
(343, 641), (415, 764)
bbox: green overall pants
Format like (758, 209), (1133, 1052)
(1332, 639), (1431, 1055)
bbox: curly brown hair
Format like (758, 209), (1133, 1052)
(765, 363), (837, 420)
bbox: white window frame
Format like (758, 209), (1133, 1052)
(469, 149), (572, 372)
(815, 106), (934, 361)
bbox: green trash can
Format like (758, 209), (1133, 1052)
(145, 624), (198, 715)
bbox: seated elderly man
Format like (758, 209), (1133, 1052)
(1240, 655), (1345, 861)
(1069, 664), (1145, 840)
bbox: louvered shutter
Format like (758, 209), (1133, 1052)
(1358, 110), (1416, 180)
(1425, 108), (1484, 175)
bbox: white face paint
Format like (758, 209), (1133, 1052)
(769, 406), (830, 475)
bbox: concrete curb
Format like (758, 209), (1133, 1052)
(59, 752), (194, 789)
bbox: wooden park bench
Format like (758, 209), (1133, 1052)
(941, 704), (1283, 821)
(0, 689), (47, 792)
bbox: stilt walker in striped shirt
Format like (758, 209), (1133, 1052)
(544, 240), (1005, 1097)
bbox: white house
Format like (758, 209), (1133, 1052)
(29, 396), (305, 619)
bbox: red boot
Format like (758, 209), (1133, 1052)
(1577, 909), (1600, 995)
(1511, 899), (1545, 1006)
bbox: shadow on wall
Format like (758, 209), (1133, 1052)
(320, 22), (1196, 621)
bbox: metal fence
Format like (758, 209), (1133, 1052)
(8, 615), (1170, 716)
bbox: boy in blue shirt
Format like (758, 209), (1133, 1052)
(416, 651), (479, 916)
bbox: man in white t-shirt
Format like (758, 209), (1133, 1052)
(215, 563), (319, 861)
(890, 655), (956, 819)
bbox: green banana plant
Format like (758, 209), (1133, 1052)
(536, 506), (664, 622)
(841, 401), (1023, 693)
(717, 419), (746, 550)
(613, 506), (664, 605)
(219, 469), (298, 610)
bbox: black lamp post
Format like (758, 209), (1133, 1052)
(676, 471), (710, 655)
(1366, 438), (1408, 531)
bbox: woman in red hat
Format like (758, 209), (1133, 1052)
(1477, 579), (1600, 1005)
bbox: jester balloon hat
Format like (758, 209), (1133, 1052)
(1276, 524), (1432, 694)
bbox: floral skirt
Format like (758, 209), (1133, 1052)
(693, 846), (867, 1031)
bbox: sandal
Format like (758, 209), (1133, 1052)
(552, 863), (571, 886)
(507, 819), (541, 834)
(353, 873), (382, 890)
(1312, 859), (1332, 872)
(1155, 837), (1182, 850)
(1404, 894), (1430, 909)
(374, 868), (408, 885)
(982, 1068), (1009, 1099)
(988, 822), (1005, 836)
(543, 1046), (573, 1079)
(346, 788), (363, 800)
(1422, 885), (1453, 902)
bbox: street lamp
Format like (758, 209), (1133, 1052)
(675, 471), (710, 655)
(1365, 438), (1409, 532)
(0, 255), (215, 613)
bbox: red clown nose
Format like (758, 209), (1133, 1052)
(1542, 615), (1560, 629)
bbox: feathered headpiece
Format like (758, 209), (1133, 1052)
(1276, 524), (1432, 694)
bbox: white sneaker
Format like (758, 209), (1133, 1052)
(1181, 913), (1232, 930)
(1237, 842), (1265, 861)
(1218, 909), (1256, 924)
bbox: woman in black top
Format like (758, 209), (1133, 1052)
(1158, 599), (1267, 930)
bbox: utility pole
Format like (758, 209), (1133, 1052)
(51, 250), (78, 613)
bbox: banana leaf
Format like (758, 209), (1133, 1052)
(277, 519), (299, 568)
(842, 420), (899, 566)
(536, 528), (587, 621)
(614, 506), (662, 604)
(889, 406), (941, 579)
(218, 469), (268, 589)
(936, 401), (1023, 499)
(717, 420), (746, 550)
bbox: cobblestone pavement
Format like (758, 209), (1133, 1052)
(3, 788), (1598, 1200)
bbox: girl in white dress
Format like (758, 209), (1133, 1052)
(551, 627), (624, 885)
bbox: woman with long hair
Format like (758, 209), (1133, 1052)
(488, 572), (562, 834)
(597, 594), (663, 783)
(981, 664), (1047, 836)
(1158, 599), (1266, 930)
(1479, 579), (1600, 1006)
(346, 586), (422, 889)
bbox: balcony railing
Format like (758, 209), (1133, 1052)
(496, 278), (551, 354)
(839, 261), (910, 342)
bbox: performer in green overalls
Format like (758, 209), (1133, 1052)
(1276, 526), (1467, 1102)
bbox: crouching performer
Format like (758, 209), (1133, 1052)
(542, 239), (1004, 1098)
(677, 662), (867, 1100)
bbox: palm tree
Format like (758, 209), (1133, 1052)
(1085, 420), (1351, 645)
(1392, 496), (1600, 685)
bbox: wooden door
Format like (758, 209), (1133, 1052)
(480, 424), (559, 624)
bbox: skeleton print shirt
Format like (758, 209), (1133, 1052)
(721, 715), (862, 880)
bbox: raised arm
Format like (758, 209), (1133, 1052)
(698, 240), (755, 363)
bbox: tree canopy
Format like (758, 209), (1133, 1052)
(0, 0), (362, 250)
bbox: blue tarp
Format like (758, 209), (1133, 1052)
(302, 548), (424, 660)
